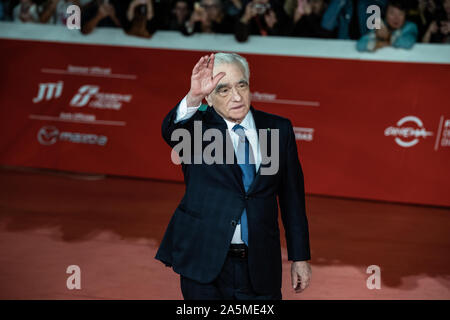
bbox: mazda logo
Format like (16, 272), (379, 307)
(37, 126), (59, 145)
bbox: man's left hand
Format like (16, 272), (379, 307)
(291, 261), (311, 293)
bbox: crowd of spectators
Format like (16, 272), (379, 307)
(1, 0), (449, 50)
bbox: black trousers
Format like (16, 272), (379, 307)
(180, 251), (282, 300)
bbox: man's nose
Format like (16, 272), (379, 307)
(231, 86), (242, 101)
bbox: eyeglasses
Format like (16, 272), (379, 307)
(215, 81), (249, 97)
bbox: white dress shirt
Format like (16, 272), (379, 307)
(175, 96), (261, 244)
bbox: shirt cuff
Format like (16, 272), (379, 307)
(175, 95), (202, 123)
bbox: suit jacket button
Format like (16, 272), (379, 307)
(245, 195), (249, 200)
(231, 220), (237, 227)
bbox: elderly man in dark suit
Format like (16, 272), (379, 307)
(155, 52), (311, 300)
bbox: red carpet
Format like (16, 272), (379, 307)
(0, 166), (449, 299)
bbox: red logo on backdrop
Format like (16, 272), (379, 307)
(37, 126), (59, 145)
(70, 85), (132, 110)
(33, 82), (63, 103)
(36, 126), (108, 146)
(293, 127), (314, 141)
(384, 116), (433, 148)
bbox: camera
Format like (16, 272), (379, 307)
(253, 3), (270, 15)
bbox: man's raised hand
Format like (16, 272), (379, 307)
(186, 53), (226, 108)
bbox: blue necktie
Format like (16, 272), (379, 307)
(232, 124), (256, 246)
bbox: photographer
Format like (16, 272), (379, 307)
(321, 0), (388, 39)
(124, 0), (157, 38)
(422, 0), (450, 43)
(81, 0), (127, 35)
(12, 0), (39, 23)
(287, 0), (332, 38)
(182, 0), (235, 35)
(357, 0), (418, 51)
(235, 0), (290, 42)
(165, 0), (192, 31)
(39, 0), (80, 24)
(407, 0), (438, 40)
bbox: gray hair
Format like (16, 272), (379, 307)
(214, 52), (250, 83)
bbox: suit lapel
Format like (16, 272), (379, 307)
(247, 106), (271, 194)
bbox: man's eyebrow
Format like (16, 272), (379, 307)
(215, 80), (248, 92)
(215, 83), (229, 91)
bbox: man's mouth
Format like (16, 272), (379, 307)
(230, 104), (245, 111)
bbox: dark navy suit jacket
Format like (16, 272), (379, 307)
(155, 101), (311, 294)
